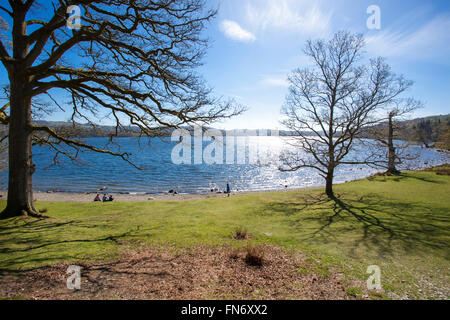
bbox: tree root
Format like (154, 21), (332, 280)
(384, 169), (401, 176)
(0, 206), (49, 220)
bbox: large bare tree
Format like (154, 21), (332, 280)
(280, 31), (412, 198)
(0, 0), (242, 218)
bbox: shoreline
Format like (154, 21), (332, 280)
(1, 163), (448, 203)
(0, 185), (319, 202)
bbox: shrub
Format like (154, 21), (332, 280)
(244, 245), (264, 267)
(233, 227), (250, 240)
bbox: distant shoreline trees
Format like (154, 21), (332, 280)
(361, 114), (450, 151)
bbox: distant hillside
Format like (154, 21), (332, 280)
(33, 120), (144, 137)
(0, 121), (297, 138)
(1, 115), (448, 150)
(362, 114), (450, 150)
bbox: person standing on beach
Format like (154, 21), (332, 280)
(226, 183), (231, 197)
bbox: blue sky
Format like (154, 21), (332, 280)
(1, 0), (449, 130)
(202, 0), (450, 129)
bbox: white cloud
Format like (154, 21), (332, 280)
(260, 75), (289, 87)
(366, 14), (450, 61)
(220, 20), (256, 42)
(245, 0), (331, 36)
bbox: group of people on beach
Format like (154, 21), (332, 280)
(94, 194), (114, 202)
(93, 183), (232, 201)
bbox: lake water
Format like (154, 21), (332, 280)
(0, 136), (448, 194)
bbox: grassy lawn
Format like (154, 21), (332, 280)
(0, 169), (449, 299)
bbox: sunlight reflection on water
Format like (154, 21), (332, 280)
(0, 136), (448, 194)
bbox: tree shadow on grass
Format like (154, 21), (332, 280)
(257, 194), (332, 217)
(0, 249), (183, 299)
(260, 193), (450, 259)
(0, 219), (76, 236)
(370, 172), (444, 184)
(0, 227), (138, 254)
(0, 219), (143, 273)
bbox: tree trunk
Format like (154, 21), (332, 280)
(0, 7), (42, 219)
(0, 75), (38, 219)
(386, 113), (400, 175)
(325, 167), (334, 198)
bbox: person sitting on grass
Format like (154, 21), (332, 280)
(94, 194), (101, 202)
(102, 194), (108, 202)
(108, 195), (114, 202)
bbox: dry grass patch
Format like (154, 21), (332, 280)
(232, 227), (251, 240)
(244, 245), (264, 267)
(0, 245), (355, 300)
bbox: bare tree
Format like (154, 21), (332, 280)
(0, 0), (243, 218)
(280, 31), (412, 198)
(362, 99), (422, 175)
(413, 119), (434, 148)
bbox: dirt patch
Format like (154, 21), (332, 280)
(0, 245), (353, 300)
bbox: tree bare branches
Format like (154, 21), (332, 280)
(0, 0), (244, 217)
(280, 31), (413, 197)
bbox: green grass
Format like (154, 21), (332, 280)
(0, 170), (449, 299)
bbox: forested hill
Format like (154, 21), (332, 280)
(0, 121), (294, 138)
(0, 115), (448, 150)
(406, 115), (449, 147)
(362, 114), (449, 149)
